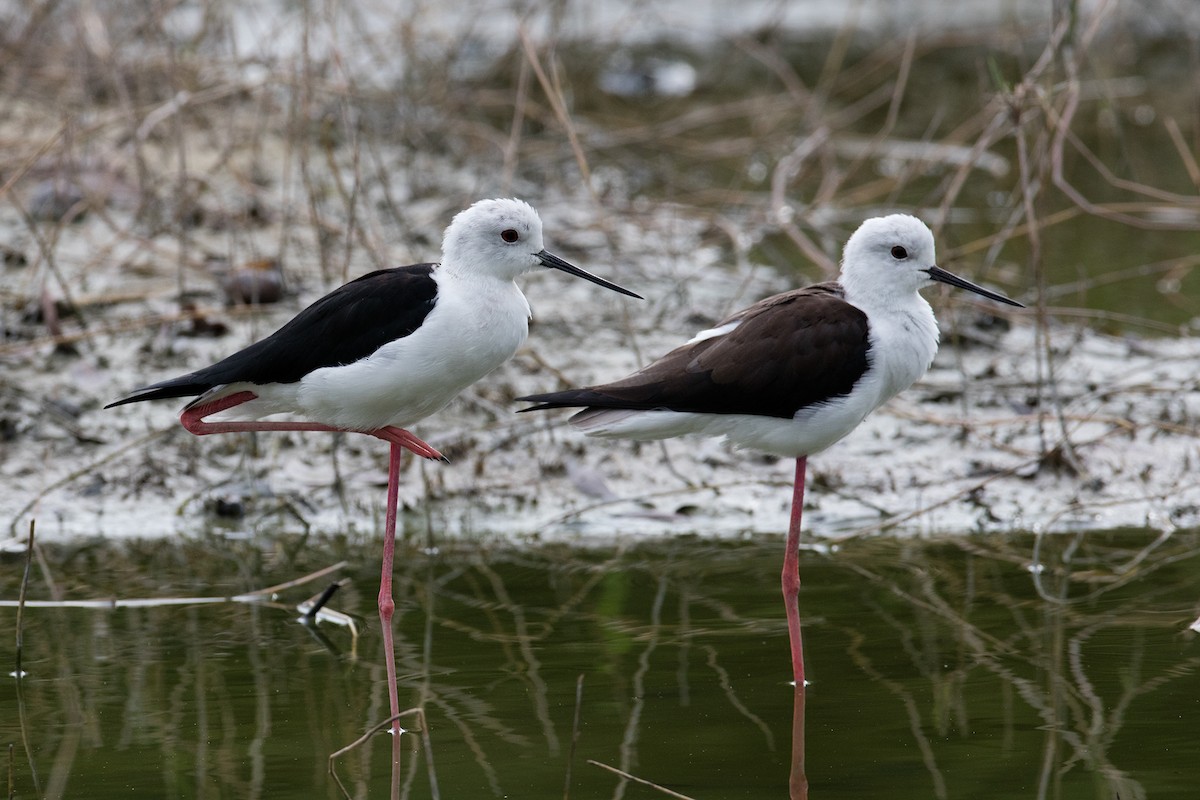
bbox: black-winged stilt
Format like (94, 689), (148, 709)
(520, 214), (1022, 688)
(106, 197), (641, 731)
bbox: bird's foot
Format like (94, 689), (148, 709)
(180, 391), (260, 435)
(372, 427), (448, 463)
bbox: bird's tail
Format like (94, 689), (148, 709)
(104, 376), (213, 409)
(516, 389), (611, 412)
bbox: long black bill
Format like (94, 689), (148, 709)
(926, 265), (1024, 308)
(538, 249), (643, 299)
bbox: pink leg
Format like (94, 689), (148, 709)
(179, 390), (437, 743)
(379, 442), (403, 741)
(782, 456), (807, 688)
(179, 391), (447, 461)
(790, 682), (809, 800)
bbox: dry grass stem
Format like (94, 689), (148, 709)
(328, 707), (438, 800)
(586, 759), (699, 800)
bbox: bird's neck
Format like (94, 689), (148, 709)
(435, 264), (531, 320)
(439, 258), (523, 285)
(839, 278), (941, 399)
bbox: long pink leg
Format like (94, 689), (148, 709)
(179, 389), (439, 742)
(379, 442), (403, 740)
(782, 456), (807, 688)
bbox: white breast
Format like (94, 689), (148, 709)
(295, 272), (531, 430)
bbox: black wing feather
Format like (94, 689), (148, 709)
(106, 264), (439, 407)
(521, 283), (870, 419)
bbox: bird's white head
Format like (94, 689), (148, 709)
(441, 198), (547, 281)
(440, 198), (642, 297)
(839, 214), (1022, 310)
(839, 214), (937, 307)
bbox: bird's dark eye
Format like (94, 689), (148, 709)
(890, 245), (908, 259)
(501, 229), (519, 243)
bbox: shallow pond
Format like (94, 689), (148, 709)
(3, 529), (1196, 798)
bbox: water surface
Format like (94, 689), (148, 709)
(3, 530), (1196, 798)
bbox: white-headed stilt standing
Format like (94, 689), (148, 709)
(107, 198), (641, 733)
(520, 214), (1022, 689)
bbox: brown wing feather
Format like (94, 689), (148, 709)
(521, 283), (871, 419)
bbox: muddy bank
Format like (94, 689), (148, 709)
(4, 196), (1195, 545)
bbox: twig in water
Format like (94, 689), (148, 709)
(237, 560), (350, 598)
(587, 760), (698, 800)
(563, 673), (584, 800)
(328, 707), (439, 800)
(14, 521), (33, 678)
(13, 521), (42, 798)
(0, 562), (354, 614)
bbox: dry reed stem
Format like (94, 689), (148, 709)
(239, 560), (350, 597)
(519, 27), (594, 194)
(0, 560), (355, 614)
(10, 520), (42, 798)
(586, 759), (698, 800)
(562, 673), (584, 800)
(14, 521), (34, 677)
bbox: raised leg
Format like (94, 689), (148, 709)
(782, 456), (807, 688)
(180, 391), (447, 461)
(379, 442), (403, 741)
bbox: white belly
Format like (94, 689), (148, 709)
(295, 277), (531, 430)
(572, 389), (883, 458)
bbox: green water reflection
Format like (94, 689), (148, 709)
(2, 530), (1197, 798)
